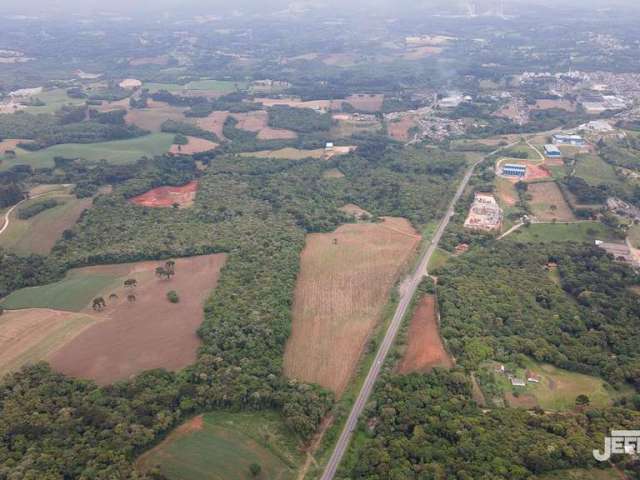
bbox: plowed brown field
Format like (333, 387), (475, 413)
(49, 254), (226, 384)
(283, 217), (420, 396)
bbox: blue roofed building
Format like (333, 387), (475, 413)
(501, 163), (527, 177)
(544, 144), (562, 158)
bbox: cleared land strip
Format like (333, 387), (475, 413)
(318, 143), (514, 480)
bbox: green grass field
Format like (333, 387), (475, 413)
(0, 271), (119, 312)
(489, 359), (628, 411)
(0, 133), (174, 170)
(0, 193), (92, 255)
(526, 362), (624, 410)
(574, 154), (621, 186)
(137, 411), (303, 480)
(185, 79), (247, 93)
(503, 142), (539, 160)
(628, 224), (640, 249)
(23, 89), (87, 114)
(507, 222), (618, 243)
(428, 247), (451, 272)
(143, 82), (186, 93)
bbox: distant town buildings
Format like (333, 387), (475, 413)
(464, 193), (503, 232)
(552, 134), (585, 146)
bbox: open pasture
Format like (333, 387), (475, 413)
(507, 222), (617, 243)
(0, 133), (174, 170)
(240, 148), (325, 160)
(344, 94), (384, 112)
(0, 192), (92, 255)
(125, 101), (188, 132)
(527, 181), (575, 222)
(283, 217), (420, 395)
(196, 111), (229, 139)
(397, 295), (453, 374)
(170, 137), (218, 155)
(574, 154), (621, 186)
(387, 115), (418, 142)
(137, 411), (302, 480)
(499, 361), (626, 411)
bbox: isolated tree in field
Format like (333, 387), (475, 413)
(155, 266), (168, 278)
(108, 293), (118, 302)
(127, 293), (136, 303)
(124, 278), (137, 288)
(165, 260), (176, 276)
(172, 202), (180, 209)
(92, 297), (106, 311)
(576, 394), (590, 408)
(249, 463), (261, 477)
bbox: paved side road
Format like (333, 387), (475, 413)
(318, 145), (513, 480)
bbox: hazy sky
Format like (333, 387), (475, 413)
(0, 0), (635, 16)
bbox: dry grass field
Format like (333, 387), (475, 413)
(240, 148), (325, 160)
(0, 186), (92, 255)
(0, 308), (96, 377)
(257, 127), (298, 140)
(283, 217), (421, 395)
(495, 177), (518, 207)
(125, 101), (188, 132)
(533, 99), (577, 112)
(230, 111), (268, 131)
(528, 181), (576, 222)
(170, 137), (219, 155)
(344, 94), (384, 112)
(387, 115), (418, 141)
(397, 295), (453, 374)
(196, 111), (230, 139)
(49, 254), (227, 384)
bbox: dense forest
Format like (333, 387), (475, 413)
(0, 111), (146, 149)
(341, 370), (640, 480)
(435, 242), (640, 387)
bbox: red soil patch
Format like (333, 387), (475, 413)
(170, 137), (219, 155)
(0, 139), (28, 154)
(48, 254), (227, 385)
(196, 111), (229, 139)
(129, 181), (198, 208)
(525, 163), (552, 181)
(397, 295), (453, 374)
